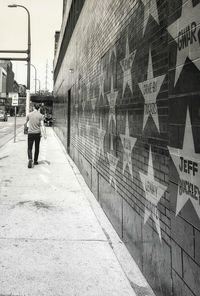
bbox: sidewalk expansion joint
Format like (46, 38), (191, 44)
(0, 237), (108, 243)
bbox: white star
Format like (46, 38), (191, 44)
(120, 37), (136, 97)
(139, 146), (167, 240)
(91, 97), (97, 123)
(107, 77), (118, 126)
(141, 0), (159, 35)
(78, 87), (82, 102)
(109, 44), (117, 61)
(74, 103), (79, 113)
(120, 112), (137, 178)
(138, 48), (165, 132)
(97, 116), (106, 157)
(82, 101), (86, 112)
(167, 0), (200, 85)
(168, 107), (200, 218)
(99, 66), (105, 99)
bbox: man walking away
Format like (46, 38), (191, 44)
(26, 103), (46, 168)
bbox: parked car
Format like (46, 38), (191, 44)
(0, 110), (8, 121)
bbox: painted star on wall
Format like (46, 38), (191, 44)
(138, 48), (165, 132)
(107, 76), (118, 126)
(91, 97), (97, 122)
(168, 107), (200, 218)
(97, 116), (106, 157)
(167, 0), (200, 86)
(120, 37), (136, 97)
(120, 112), (137, 179)
(99, 66), (105, 99)
(139, 146), (167, 240)
(82, 101), (86, 112)
(141, 0), (159, 35)
(74, 103), (79, 113)
(109, 44), (117, 61)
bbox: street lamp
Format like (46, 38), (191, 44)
(8, 4), (31, 116)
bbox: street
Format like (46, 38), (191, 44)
(0, 116), (25, 148)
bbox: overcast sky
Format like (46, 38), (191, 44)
(0, 0), (62, 92)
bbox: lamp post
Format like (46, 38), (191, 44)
(8, 4), (31, 116)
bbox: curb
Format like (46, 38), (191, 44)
(0, 126), (24, 150)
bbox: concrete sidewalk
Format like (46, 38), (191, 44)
(0, 128), (155, 296)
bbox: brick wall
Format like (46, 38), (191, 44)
(53, 0), (200, 295)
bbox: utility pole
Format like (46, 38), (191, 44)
(8, 4), (31, 116)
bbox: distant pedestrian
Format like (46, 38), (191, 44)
(25, 103), (47, 168)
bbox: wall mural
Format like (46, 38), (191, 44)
(167, 0), (200, 86)
(138, 48), (165, 132)
(97, 116), (106, 158)
(68, 0), (200, 240)
(54, 0), (200, 295)
(99, 65), (105, 100)
(107, 77), (118, 126)
(91, 97), (97, 123)
(120, 37), (136, 97)
(167, 0), (200, 225)
(139, 146), (167, 240)
(106, 73), (119, 190)
(119, 112), (137, 179)
(168, 107), (200, 218)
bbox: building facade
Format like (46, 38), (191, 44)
(0, 66), (7, 98)
(0, 61), (26, 115)
(53, 1), (200, 295)
(0, 61), (15, 95)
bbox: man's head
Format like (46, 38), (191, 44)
(34, 103), (40, 111)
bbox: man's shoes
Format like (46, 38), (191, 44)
(28, 159), (33, 168)
(34, 161), (38, 165)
